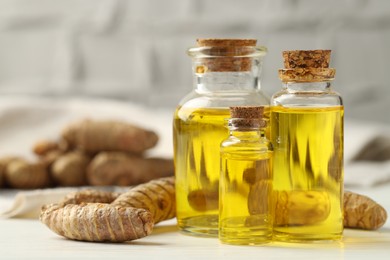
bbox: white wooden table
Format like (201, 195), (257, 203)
(1, 186), (389, 260)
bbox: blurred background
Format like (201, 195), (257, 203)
(0, 0), (389, 123)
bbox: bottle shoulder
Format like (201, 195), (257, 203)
(271, 89), (343, 107)
(178, 90), (270, 109)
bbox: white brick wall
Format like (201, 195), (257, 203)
(0, 0), (389, 123)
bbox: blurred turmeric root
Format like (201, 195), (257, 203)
(0, 117), (167, 189)
(87, 152), (174, 186)
(61, 119), (159, 154)
(2, 158), (51, 189)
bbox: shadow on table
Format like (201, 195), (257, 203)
(125, 240), (168, 246)
(341, 227), (390, 249)
(150, 224), (179, 235)
(270, 228), (390, 250)
(123, 224), (179, 246)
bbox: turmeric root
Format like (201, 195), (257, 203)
(39, 150), (64, 168)
(32, 140), (68, 156)
(247, 180), (272, 215)
(187, 180), (219, 212)
(40, 203), (153, 242)
(57, 177), (176, 224)
(5, 159), (51, 189)
(59, 189), (121, 206)
(112, 177), (176, 224)
(0, 167), (3, 187)
(344, 191), (387, 230)
(352, 136), (390, 162)
(40, 177), (175, 242)
(274, 190), (331, 226)
(51, 151), (90, 186)
(61, 119), (159, 154)
(87, 152), (174, 186)
(187, 189), (219, 212)
(272, 190), (387, 229)
(0, 157), (19, 187)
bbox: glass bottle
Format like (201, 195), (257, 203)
(219, 106), (273, 245)
(270, 50), (344, 242)
(173, 39), (269, 237)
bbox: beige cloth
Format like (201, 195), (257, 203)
(0, 186), (129, 219)
(0, 187), (79, 218)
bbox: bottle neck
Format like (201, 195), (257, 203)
(229, 129), (263, 140)
(188, 45), (267, 93)
(195, 71), (261, 93)
(227, 118), (266, 138)
(283, 81), (331, 93)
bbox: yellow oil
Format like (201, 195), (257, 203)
(173, 107), (230, 236)
(219, 148), (273, 245)
(270, 106), (344, 242)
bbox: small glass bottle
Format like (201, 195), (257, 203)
(173, 39), (269, 237)
(220, 106), (273, 245)
(270, 50), (344, 242)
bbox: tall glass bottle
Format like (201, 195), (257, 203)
(270, 50), (344, 242)
(220, 106), (273, 245)
(173, 39), (269, 237)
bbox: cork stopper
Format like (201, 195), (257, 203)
(197, 39), (257, 48)
(229, 106), (266, 129)
(282, 50), (331, 69)
(230, 106), (264, 119)
(195, 38), (258, 72)
(279, 50), (335, 82)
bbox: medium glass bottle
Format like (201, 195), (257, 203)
(270, 50), (344, 242)
(173, 39), (269, 237)
(220, 106), (273, 245)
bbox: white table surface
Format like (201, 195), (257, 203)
(1, 186), (389, 260)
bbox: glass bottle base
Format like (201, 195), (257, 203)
(219, 215), (272, 245)
(220, 237), (271, 246)
(178, 215), (219, 238)
(273, 230), (343, 243)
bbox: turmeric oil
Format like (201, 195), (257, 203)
(271, 106), (344, 241)
(174, 107), (230, 236)
(219, 152), (273, 245)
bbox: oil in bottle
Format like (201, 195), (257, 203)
(174, 107), (230, 236)
(271, 106), (343, 241)
(219, 106), (273, 245)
